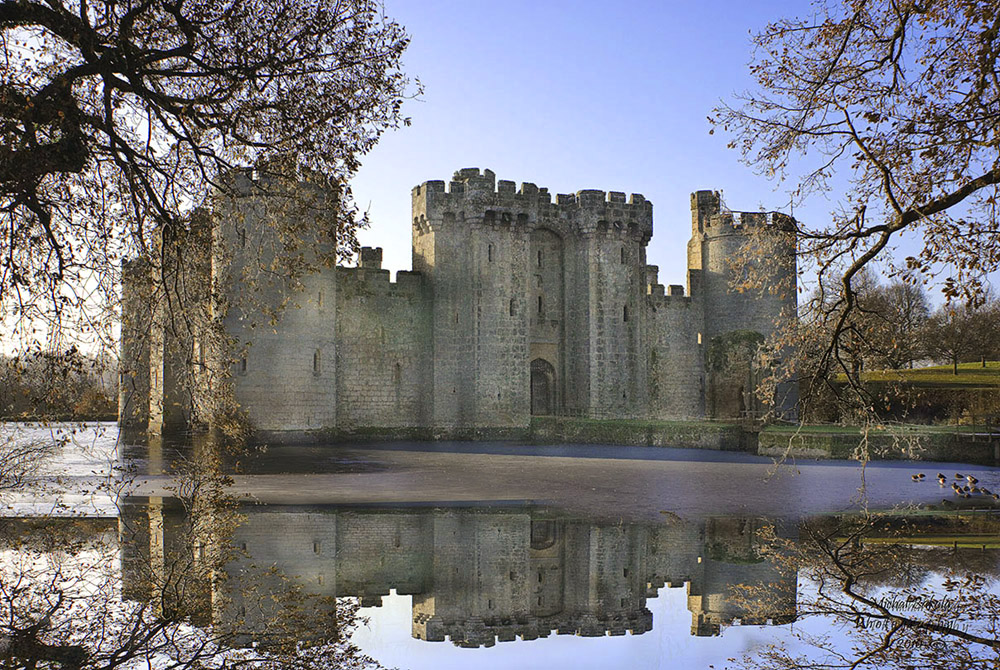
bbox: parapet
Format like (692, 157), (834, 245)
(412, 168), (652, 242)
(359, 246), (383, 269)
(335, 264), (425, 297)
(701, 210), (796, 239)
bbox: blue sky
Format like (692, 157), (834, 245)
(351, 0), (828, 286)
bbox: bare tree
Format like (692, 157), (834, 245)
(1, 452), (387, 670)
(1, 0), (415, 345)
(730, 515), (1000, 670)
(923, 303), (982, 375)
(714, 0), (1000, 405)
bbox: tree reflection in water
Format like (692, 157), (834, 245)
(4, 458), (1000, 668)
(115, 500), (1000, 658)
(0, 453), (386, 670)
(731, 514), (1000, 670)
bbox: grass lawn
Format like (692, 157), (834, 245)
(763, 423), (993, 435)
(849, 360), (1000, 388)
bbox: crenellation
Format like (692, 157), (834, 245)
(131, 166), (796, 439)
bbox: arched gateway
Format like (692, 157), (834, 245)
(530, 358), (556, 416)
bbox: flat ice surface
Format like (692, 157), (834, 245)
(130, 439), (1000, 521)
(4, 424), (999, 520)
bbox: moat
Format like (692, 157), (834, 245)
(3, 424), (1000, 669)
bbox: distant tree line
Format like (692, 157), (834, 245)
(806, 270), (1000, 375)
(0, 349), (117, 420)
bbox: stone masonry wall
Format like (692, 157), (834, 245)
(334, 266), (431, 428)
(132, 168), (798, 438)
(645, 273), (705, 419)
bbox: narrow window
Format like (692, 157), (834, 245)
(537, 249), (543, 267)
(488, 599), (493, 610)
(313, 541), (322, 554)
(537, 295), (543, 315)
(488, 244), (493, 262)
(623, 304), (629, 322)
(393, 362), (401, 384)
(509, 571), (516, 581)
(313, 349), (321, 376)
(621, 246), (626, 264)
(623, 567), (629, 578)
(238, 356), (247, 375)
(509, 298), (515, 316)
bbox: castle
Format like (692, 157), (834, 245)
(122, 499), (797, 646)
(119, 167), (796, 440)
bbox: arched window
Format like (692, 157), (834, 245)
(621, 246), (626, 264)
(623, 304), (629, 322)
(509, 298), (516, 317)
(537, 295), (543, 316)
(488, 244), (493, 262)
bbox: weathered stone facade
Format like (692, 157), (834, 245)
(120, 168), (796, 440)
(121, 499), (798, 646)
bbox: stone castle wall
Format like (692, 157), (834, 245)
(122, 501), (797, 646)
(334, 263), (432, 429)
(122, 167), (798, 437)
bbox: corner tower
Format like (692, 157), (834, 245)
(688, 190), (797, 418)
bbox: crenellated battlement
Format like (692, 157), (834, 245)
(412, 168), (652, 242)
(415, 610), (653, 648)
(701, 210), (794, 238)
(690, 189), (794, 240)
(336, 247), (425, 296)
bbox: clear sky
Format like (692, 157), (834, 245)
(351, 0), (828, 286)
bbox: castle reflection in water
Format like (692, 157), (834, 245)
(120, 500), (797, 647)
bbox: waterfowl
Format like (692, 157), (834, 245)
(956, 474), (965, 479)
(938, 473), (947, 480)
(911, 474), (921, 481)
(918, 473), (926, 479)
(967, 475), (979, 484)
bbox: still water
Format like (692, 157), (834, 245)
(3, 424), (1000, 669)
